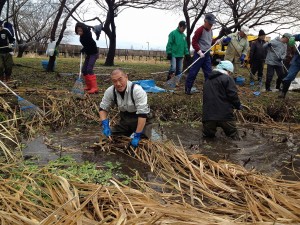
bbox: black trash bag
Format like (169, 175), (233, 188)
(93, 24), (103, 40)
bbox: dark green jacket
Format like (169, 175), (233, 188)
(166, 28), (189, 57)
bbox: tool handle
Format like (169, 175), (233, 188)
(295, 44), (300, 56)
(181, 37), (224, 75)
(270, 45), (288, 72)
(79, 53), (83, 79)
(0, 80), (18, 97)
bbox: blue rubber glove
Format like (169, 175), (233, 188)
(130, 132), (142, 148)
(223, 36), (232, 44)
(101, 119), (111, 137)
(240, 54), (246, 63)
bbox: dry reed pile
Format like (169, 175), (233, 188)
(0, 138), (299, 224)
(0, 93), (299, 224)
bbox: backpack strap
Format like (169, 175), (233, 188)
(131, 83), (136, 107)
(113, 83), (136, 107)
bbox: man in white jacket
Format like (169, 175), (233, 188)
(99, 69), (152, 148)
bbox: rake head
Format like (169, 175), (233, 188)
(18, 97), (44, 117)
(71, 78), (84, 98)
(164, 75), (181, 89)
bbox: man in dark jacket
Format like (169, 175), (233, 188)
(249, 29), (267, 85)
(75, 22), (99, 94)
(0, 20), (15, 82)
(202, 60), (242, 139)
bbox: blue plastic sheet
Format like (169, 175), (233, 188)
(132, 79), (166, 93)
(41, 60), (56, 70)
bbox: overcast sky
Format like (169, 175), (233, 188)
(69, 7), (293, 51)
(70, 8), (185, 50)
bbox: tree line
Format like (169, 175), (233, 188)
(0, 0), (299, 71)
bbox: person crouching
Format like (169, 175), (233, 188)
(99, 69), (153, 148)
(202, 60), (242, 139)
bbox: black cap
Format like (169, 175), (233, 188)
(178, 21), (187, 28)
(205, 13), (216, 24)
(258, 29), (266, 36)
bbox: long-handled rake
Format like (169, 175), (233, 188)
(165, 37), (224, 89)
(295, 43), (300, 56)
(0, 80), (44, 117)
(71, 53), (84, 98)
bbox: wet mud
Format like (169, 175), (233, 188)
(162, 123), (300, 180)
(23, 123), (300, 181)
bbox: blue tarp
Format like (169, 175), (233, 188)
(132, 79), (166, 93)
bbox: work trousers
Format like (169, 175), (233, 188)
(203, 120), (238, 139)
(0, 53), (13, 80)
(250, 61), (264, 82)
(169, 57), (183, 76)
(282, 62), (300, 93)
(82, 53), (99, 75)
(111, 111), (153, 138)
(185, 52), (212, 91)
(265, 64), (284, 90)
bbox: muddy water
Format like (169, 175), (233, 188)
(23, 123), (300, 181)
(162, 123), (300, 180)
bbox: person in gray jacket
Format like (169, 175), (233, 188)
(99, 69), (152, 148)
(202, 60), (242, 139)
(263, 33), (291, 91)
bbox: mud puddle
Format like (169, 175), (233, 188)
(162, 123), (300, 180)
(23, 123), (300, 181)
(22, 124), (162, 182)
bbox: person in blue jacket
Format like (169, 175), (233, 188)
(279, 34), (299, 98)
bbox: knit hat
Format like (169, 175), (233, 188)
(283, 33), (292, 39)
(216, 60), (234, 73)
(205, 13), (216, 25)
(258, 29), (266, 36)
(240, 26), (249, 35)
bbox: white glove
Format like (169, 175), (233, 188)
(8, 43), (12, 48)
(197, 50), (205, 58)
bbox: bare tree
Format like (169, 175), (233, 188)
(47, 0), (85, 71)
(93, 0), (163, 66)
(11, 0), (57, 57)
(216, 0), (300, 35)
(0, 0), (8, 16)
